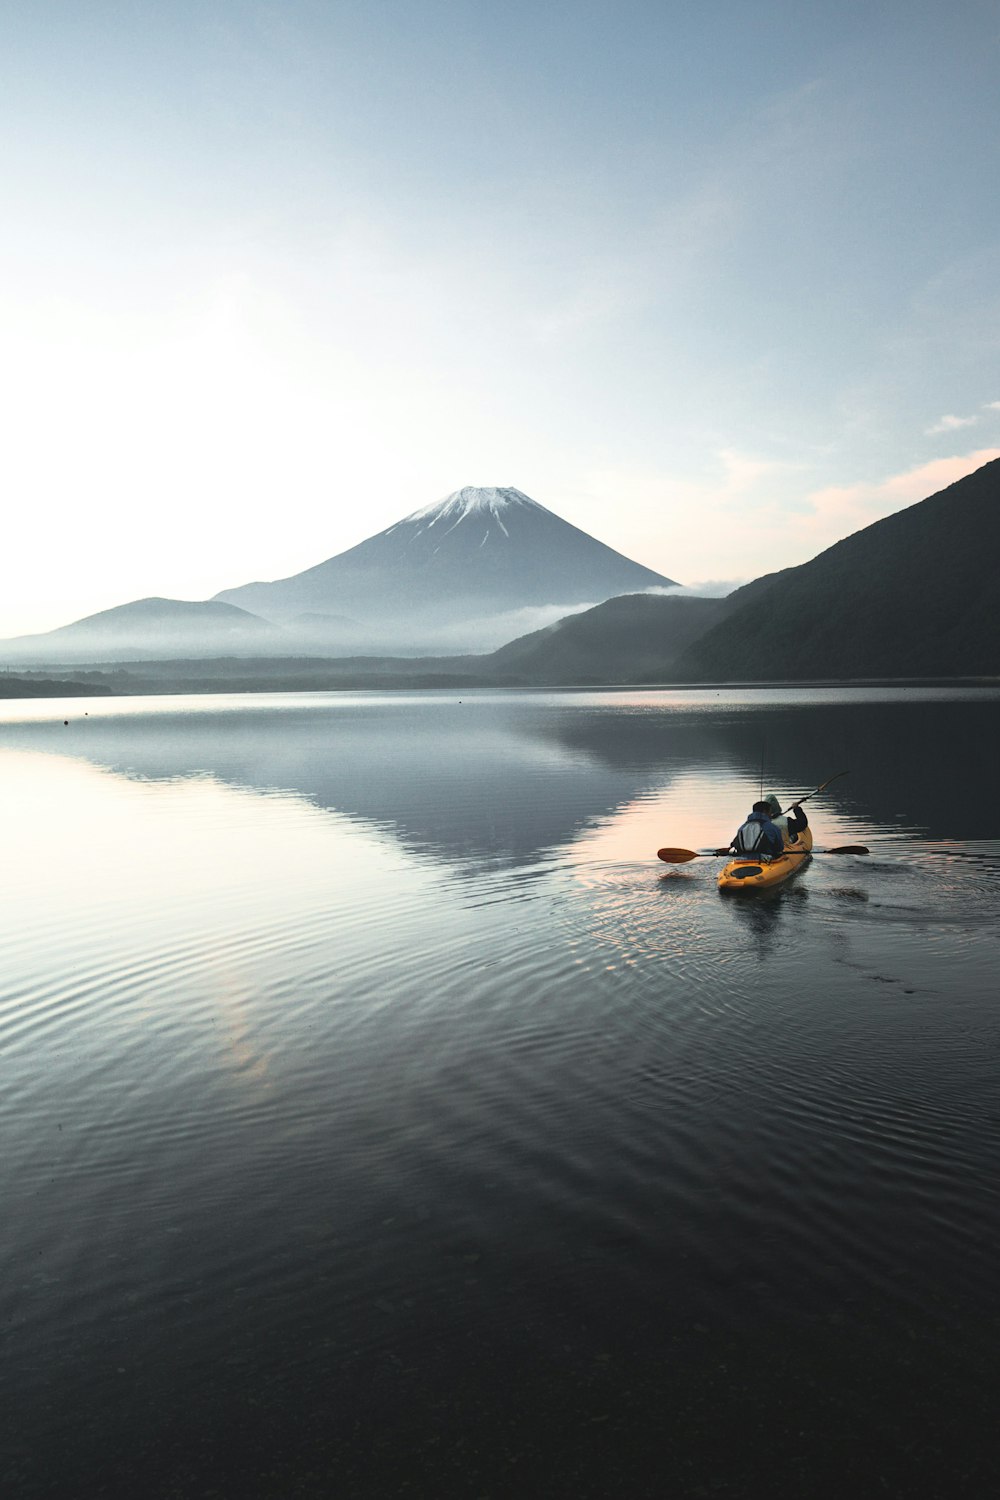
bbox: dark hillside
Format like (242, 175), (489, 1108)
(676, 458), (1000, 679)
(486, 593), (726, 682)
(0, 673), (114, 699)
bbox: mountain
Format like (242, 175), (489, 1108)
(486, 593), (727, 683)
(0, 487), (678, 665)
(213, 486), (678, 650)
(15, 446), (996, 682)
(0, 598), (280, 665)
(674, 457), (1000, 680)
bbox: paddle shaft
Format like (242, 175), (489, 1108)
(779, 769), (849, 815)
(657, 844), (868, 863)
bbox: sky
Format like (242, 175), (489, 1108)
(2, 0), (999, 636)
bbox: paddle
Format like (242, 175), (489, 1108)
(657, 770), (861, 865)
(657, 845), (869, 863)
(777, 769), (849, 814)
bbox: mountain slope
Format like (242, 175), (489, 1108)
(213, 486), (677, 638)
(675, 458), (1000, 680)
(0, 598), (279, 664)
(486, 593), (726, 682)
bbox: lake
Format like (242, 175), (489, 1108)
(2, 687), (999, 1497)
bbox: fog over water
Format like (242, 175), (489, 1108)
(2, 688), (999, 1497)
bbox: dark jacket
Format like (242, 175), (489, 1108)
(777, 805), (809, 841)
(731, 810), (785, 860)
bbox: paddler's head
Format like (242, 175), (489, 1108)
(763, 794), (781, 817)
(752, 801), (770, 817)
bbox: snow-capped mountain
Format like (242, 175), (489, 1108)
(213, 485), (677, 649)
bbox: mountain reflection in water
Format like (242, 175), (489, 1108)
(1, 687), (999, 1499)
(3, 686), (999, 859)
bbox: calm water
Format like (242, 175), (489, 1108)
(2, 687), (999, 1498)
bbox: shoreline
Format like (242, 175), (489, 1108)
(2, 664), (999, 701)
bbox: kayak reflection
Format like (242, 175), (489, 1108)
(726, 884), (808, 958)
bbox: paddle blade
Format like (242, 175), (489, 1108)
(817, 769), (850, 793)
(657, 847), (700, 863)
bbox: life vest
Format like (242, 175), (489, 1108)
(733, 814), (784, 860)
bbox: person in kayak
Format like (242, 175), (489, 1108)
(729, 801), (786, 860)
(763, 793), (809, 845)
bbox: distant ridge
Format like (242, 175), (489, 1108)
(675, 457), (1000, 680)
(0, 597), (278, 664)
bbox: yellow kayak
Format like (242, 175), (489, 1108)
(717, 827), (813, 892)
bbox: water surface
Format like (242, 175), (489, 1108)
(2, 688), (999, 1496)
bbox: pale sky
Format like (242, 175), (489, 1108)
(3, 0), (999, 636)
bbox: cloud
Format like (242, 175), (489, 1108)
(578, 448), (806, 584)
(580, 445), (999, 593)
(420, 600), (599, 653)
(984, 400), (1000, 411)
(925, 413), (979, 435)
(792, 449), (1000, 547)
(647, 580), (745, 598)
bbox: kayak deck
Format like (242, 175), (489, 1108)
(717, 827), (814, 892)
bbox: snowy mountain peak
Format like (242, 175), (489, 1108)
(212, 481), (677, 642)
(402, 486), (549, 528)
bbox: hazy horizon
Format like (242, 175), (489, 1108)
(3, 2), (999, 636)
